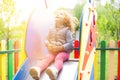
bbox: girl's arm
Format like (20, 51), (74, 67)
(51, 29), (74, 53)
(63, 30), (74, 53)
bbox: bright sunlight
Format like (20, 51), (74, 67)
(14, 0), (78, 22)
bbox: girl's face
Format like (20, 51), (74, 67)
(55, 11), (65, 22)
(54, 10), (70, 28)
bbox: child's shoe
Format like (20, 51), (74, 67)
(45, 66), (58, 80)
(29, 66), (40, 80)
(40, 72), (51, 80)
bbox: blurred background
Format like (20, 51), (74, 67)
(0, 0), (120, 80)
(0, 0), (120, 44)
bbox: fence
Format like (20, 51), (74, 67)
(0, 40), (21, 80)
(0, 39), (120, 80)
(74, 40), (120, 80)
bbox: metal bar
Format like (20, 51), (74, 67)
(96, 48), (120, 50)
(74, 48), (120, 50)
(0, 47), (120, 54)
(0, 49), (20, 54)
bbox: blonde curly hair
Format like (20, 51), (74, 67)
(54, 10), (75, 33)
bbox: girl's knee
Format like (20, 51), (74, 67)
(55, 55), (63, 61)
(55, 54), (69, 61)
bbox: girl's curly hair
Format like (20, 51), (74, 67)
(54, 10), (75, 33)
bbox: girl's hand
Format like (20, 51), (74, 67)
(45, 41), (64, 53)
(45, 40), (49, 48)
(52, 45), (64, 53)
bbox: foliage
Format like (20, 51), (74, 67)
(0, 0), (15, 23)
(73, 3), (84, 20)
(0, 18), (6, 40)
(96, 3), (120, 42)
(73, 2), (120, 43)
(0, 0), (26, 40)
(9, 21), (27, 39)
(0, 0), (119, 43)
(73, 3), (84, 31)
(0, 0), (15, 40)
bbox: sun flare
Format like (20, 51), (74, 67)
(14, 0), (77, 22)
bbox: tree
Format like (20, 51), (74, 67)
(96, 3), (120, 42)
(73, 2), (120, 43)
(0, 18), (5, 40)
(73, 3), (84, 30)
(9, 21), (27, 39)
(0, 0), (15, 40)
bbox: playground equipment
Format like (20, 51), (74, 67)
(13, 9), (79, 80)
(13, 0), (97, 80)
(78, 1), (97, 80)
(0, 0), (98, 80)
(0, 1), (120, 80)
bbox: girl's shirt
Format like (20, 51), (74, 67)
(47, 27), (74, 53)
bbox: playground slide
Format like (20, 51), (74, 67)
(13, 1), (97, 79)
(57, 60), (78, 80)
(13, 9), (78, 80)
(13, 59), (78, 80)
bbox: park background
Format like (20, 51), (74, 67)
(0, 0), (120, 80)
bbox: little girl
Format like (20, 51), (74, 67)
(29, 10), (74, 80)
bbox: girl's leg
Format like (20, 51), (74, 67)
(29, 53), (55, 79)
(45, 52), (69, 80)
(53, 52), (69, 71)
(38, 53), (55, 71)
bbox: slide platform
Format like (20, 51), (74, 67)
(13, 59), (78, 80)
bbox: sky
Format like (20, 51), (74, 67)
(14, 0), (78, 10)
(14, 0), (78, 22)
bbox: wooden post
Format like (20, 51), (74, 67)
(14, 40), (19, 74)
(19, 30), (26, 68)
(8, 40), (14, 80)
(118, 40), (120, 80)
(108, 40), (115, 80)
(94, 48), (98, 80)
(100, 40), (106, 80)
(74, 40), (79, 58)
(0, 40), (7, 80)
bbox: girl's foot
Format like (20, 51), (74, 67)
(46, 66), (58, 80)
(29, 66), (40, 80)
